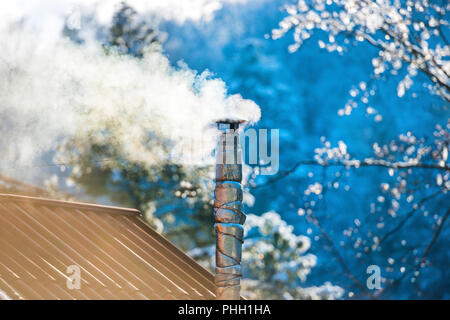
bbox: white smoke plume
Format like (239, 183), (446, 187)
(0, 1), (260, 179)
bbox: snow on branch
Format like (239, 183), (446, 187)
(273, 0), (450, 101)
(251, 124), (450, 189)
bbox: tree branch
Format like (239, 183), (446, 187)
(250, 159), (449, 189)
(304, 170), (375, 298)
(378, 189), (445, 246)
(413, 207), (450, 291)
(311, 214), (374, 298)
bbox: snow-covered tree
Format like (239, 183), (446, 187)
(274, 0), (449, 101)
(189, 211), (344, 299)
(267, 0), (449, 298)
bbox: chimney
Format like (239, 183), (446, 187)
(214, 119), (246, 300)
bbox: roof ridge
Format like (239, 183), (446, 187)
(0, 193), (140, 216)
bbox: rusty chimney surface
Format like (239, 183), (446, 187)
(214, 119), (246, 300)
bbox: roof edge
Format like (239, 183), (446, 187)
(0, 193), (141, 216)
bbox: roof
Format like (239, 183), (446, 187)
(0, 193), (216, 300)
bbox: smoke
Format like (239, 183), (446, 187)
(0, 1), (260, 177)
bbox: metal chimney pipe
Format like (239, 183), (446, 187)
(214, 119), (246, 300)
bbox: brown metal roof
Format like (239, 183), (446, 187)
(0, 193), (216, 300)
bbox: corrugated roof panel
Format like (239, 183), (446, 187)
(0, 194), (216, 300)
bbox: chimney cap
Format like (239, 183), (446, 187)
(215, 118), (247, 125)
(215, 119), (246, 130)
